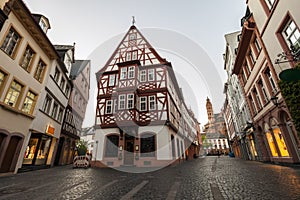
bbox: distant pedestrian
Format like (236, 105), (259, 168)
(217, 150), (220, 158)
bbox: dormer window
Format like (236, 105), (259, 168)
(39, 19), (48, 33)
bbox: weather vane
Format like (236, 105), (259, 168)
(132, 16), (136, 25)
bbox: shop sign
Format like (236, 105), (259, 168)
(46, 125), (55, 135)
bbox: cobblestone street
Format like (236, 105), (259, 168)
(1, 156), (300, 200)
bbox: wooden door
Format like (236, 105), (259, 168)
(124, 135), (134, 165)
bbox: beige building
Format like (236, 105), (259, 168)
(233, 1), (300, 164)
(0, 0), (58, 173)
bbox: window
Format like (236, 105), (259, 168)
(120, 67), (127, 80)
(113, 99), (117, 113)
(42, 95), (52, 114)
(141, 134), (155, 157)
(129, 33), (137, 46)
(128, 66), (135, 79)
(119, 94), (125, 110)
(148, 69), (154, 81)
(132, 51), (138, 60)
(60, 78), (65, 90)
(51, 102), (58, 119)
(254, 38), (261, 53)
(34, 59), (46, 82)
(140, 96), (147, 111)
(22, 90), (36, 114)
(265, 68), (277, 94)
(254, 89), (262, 110)
(65, 85), (70, 96)
(39, 19), (48, 33)
(248, 50), (255, 66)
(74, 92), (78, 103)
(283, 20), (300, 52)
(106, 100), (112, 114)
(57, 108), (64, 122)
(54, 67), (60, 82)
(4, 80), (23, 107)
(0, 70), (7, 91)
(249, 95), (257, 115)
(108, 74), (116, 86)
(105, 135), (119, 157)
(140, 70), (146, 82)
(20, 45), (35, 71)
(127, 94), (134, 109)
(1, 27), (21, 57)
(265, 0), (275, 10)
(149, 95), (156, 110)
(258, 80), (269, 103)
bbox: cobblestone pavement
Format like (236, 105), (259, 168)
(1, 156), (300, 200)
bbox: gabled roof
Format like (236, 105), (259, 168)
(96, 25), (167, 77)
(70, 60), (90, 79)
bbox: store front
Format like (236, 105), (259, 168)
(23, 133), (53, 166)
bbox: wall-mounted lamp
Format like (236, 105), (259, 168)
(135, 145), (139, 151)
(119, 145), (123, 151)
(271, 96), (279, 107)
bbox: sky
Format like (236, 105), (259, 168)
(24, 0), (246, 129)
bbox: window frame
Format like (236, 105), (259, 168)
(21, 90), (37, 115)
(34, 59), (47, 83)
(0, 26), (22, 58)
(118, 94), (126, 110)
(149, 95), (156, 111)
(4, 80), (23, 108)
(19, 44), (35, 72)
(127, 94), (134, 109)
(106, 100), (113, 114)
(140, 96), (147, 111)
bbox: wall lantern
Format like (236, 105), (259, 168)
(119, 145), (123, 151)
(271, 96), (279, 107)
(135, 145), (139, 151)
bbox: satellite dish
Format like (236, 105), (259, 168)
(279, 68), (300, 82)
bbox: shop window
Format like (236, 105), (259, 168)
(35, 136), (52, 165)
(34, 59), (46, 83)
(21, 90), (37, 115)
(105, 135), (119, 157)
(141, 134), (155, 157)
(19, 45), (35, 72)
(265, 132), (278, 157)
(4, 80), (23, 108)
(23, 138), (39, 165)
(273, 127), (290, 157)
(1, 27), (21, 58)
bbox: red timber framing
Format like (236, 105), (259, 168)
(95, 25), (171, 128)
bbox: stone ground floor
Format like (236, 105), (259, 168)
(1, 156), (300, 199)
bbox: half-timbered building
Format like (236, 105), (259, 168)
(93, 25), (200, 168)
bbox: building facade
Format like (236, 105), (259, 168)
(54, 45), (91, 166)
(94, 25), (199, 168)
(0, 0), (59, 173)
(232, 0), (300, 164)
(223, 31), (259, 161)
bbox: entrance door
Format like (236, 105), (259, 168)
(124, 135), (134, 165)
(0, 136), (22, 172)
(54, 137), (65, 166)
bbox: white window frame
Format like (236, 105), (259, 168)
(106, 100), (113, 114)
(283, 20), (300, 52)
(149, 95), (156, 111)
(127, 94), (134, 109)
(120, 67), (127, 80)
(140, 96), (147, 111)
(148, 69), (155, 81)
(140, 70), (146, 82)
(119, 94), (126, 110)
(108, 74), (116, 86)
(128, 66), (135, 79)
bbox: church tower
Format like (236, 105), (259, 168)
(206, 97), (214, 123)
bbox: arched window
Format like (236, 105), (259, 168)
(270, 118), (290, 157)
(105, 135), (119, 157)
(264, 123), (278, 157)
(140, 133), (155, 157)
